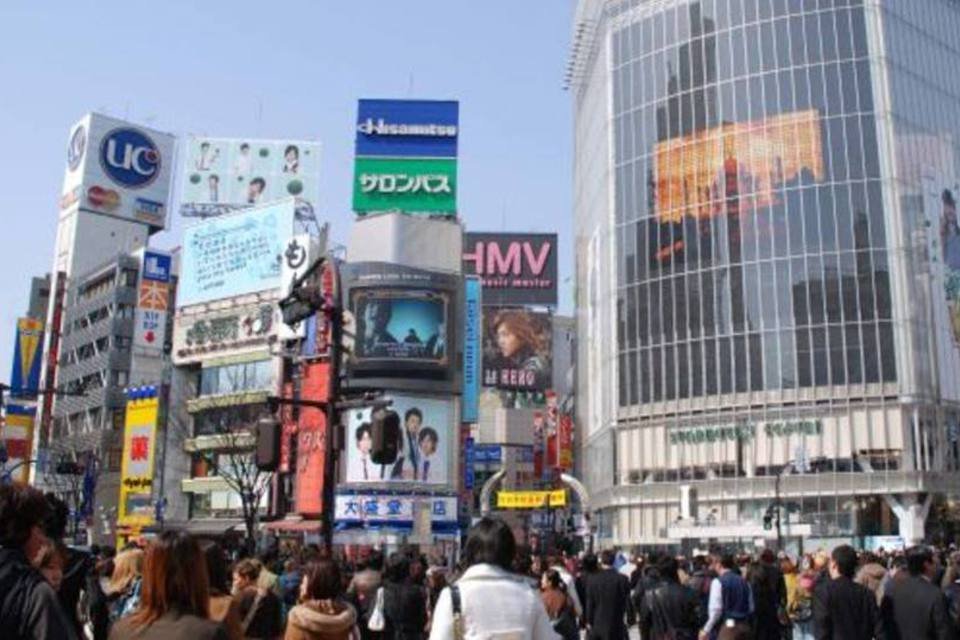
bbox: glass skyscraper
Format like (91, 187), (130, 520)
(573, 0), (960, 546)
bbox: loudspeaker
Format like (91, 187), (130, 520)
(255, 418), (281, 471)
(370, 410), (400, 465)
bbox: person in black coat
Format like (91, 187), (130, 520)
(585, 550), (635, 640)
(881, 546), (957, 640)
(382, 553), (427, 640)
(639, 556), (701, 640)
(812, 544), (883, 640)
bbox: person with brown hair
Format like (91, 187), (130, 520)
(32, 539), (66, 592)
(489, 310), (548, 388)
(203, 541), (243, 640)
(284, 559), (358, 640)
(0, 482), (77, 640)
(233, 558), (283, 639)
(108, 530), (226, 639)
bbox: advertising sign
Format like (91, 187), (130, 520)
(462, 277), (482, 422)
(496, 489), (566, 509)
(10, 318), (44, 397)
(179, 199), (296, 307)
(180, 137), (321, 215)
(355, 99), (459, 158)
(345, 394), (453, 486)
(354, 291), (447, 363)
(61, 113), (176, 231)
(482, 308), (552, 390)
(353, 157), (456, 215)
(296, 362), (329, 515)
(2, 404), (35, 483)
(172, 300), (277, 365)
(279, 234), (323, 341)
(134, 250), (171, 354)
(463, 233), (558, 306)
(335, 493), (457, 527)
(119, 392), (159, 526)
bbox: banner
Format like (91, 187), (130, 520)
(462, 277), (482, 423)
(296, 362), (329, 516)
(10, 318), (44, 397)
(482, 308), (552, 390)
(463, 233), (558, 306)
(497, 489), (566, 509)
(2, 404), (35, 483)
(119, 391), (159, 526)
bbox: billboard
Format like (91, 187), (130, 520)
(134, 250), (172, 354)
(462, 277), (482, 422)
(463, 233), (558, 306)
(119, 391), (159, 526)
(172, 300), (278, 365)
(345, 394), (454, 486)
(279, 234), (324, 341)
(180, 137), (321, 215)
(10, 318), (44, 397)
(353, 157), (456, 215)
(2, 404), (35, 483)
(354, 291), (447, 363)
(296, 362), (329, 515)
(355, 99), (459, 158)
(482, 308), (552, 390)
(334, 493), (457, 528)
(61, 113), (176, 232)
(179, 198), (296, 307)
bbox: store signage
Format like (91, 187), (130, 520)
(100, 127), (161, 189)
(335, 493), (458, 524)
(355, 99), (459, 158)
(463, 233), (558, 306)
(119, 391), (159, 527)
(497, 489), (566, 509)
(142, 250), (172, 283)
(763, 420), (822, 437)
(172, 302), (277, 365)
(669, 420), (823, 445)
(357, 119), (457, 138)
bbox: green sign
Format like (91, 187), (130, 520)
(763, 420), (822, 437)
(669, 424), (754, 445)
(352, 157), (457, 215)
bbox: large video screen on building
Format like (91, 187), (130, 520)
(353, 290), (448, 364)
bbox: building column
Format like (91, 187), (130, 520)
(884, 494), (932, 546)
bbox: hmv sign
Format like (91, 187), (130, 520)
(463, 233), (558, 306)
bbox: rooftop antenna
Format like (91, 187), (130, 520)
(407, 72), (415, 97)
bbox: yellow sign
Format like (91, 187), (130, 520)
(497, 489), (567, 509)
(119, 395), (159, 526)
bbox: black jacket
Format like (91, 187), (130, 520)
(383, 582), (427, 640)
(813, 575), (883, 640)
(639, 580), (701, 640)
(0, 547), (78, 640)
(237, 586), (283, 639)
(585, 568), (634, 640)
(751, 563), (787, 640)
(881, 575), (957, 640)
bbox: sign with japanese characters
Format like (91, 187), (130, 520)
(134, 249), (171, 354)
(352, 157), (456, 215)
(172, 300), (278, 365)
(119, 393), (159, 527)
(496, 489), (567, 509)
(334, 493), (458, 526)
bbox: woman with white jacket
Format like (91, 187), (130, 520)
(428, 518), (558, 640)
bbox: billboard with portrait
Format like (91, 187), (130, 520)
(61, 113), (176, 232)
(482, 308), (552, 390)
(178, 199), (296, 307)
(344, 394), (454, 486)
(463, 233), (558, 306)
(180, 137), (321, 215)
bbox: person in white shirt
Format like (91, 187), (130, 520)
(416, 427), (439, 482)
(351, 422), (375, 481)
(429, 518), (557, 640)
(235, 143), (253, 175)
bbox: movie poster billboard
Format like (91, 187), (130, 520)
(119, 391), (159, 526)
(463, 233), (558, 306)
(180, 137), (321, 215)
(178, 198), (296, 307)
(482, 308), (552, 390)
(10, 317), (44, 397)
(345, 394), (453, 486)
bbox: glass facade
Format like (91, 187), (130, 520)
(611, 0), (895, 406)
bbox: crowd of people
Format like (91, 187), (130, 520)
(3, 482), (960, 639)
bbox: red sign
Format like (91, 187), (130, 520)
(295, 362), (331, 516)
(130, 435), (149, 461)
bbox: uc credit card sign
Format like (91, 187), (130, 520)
(355, 99), (458, 158)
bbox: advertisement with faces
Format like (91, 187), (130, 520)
(61, 113), (175, 232)
(345, 394), (453, 486)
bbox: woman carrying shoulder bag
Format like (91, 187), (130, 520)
(540, 570), (579, 640)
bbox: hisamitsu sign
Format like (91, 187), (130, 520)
(463, 233), (558, 306)
(355, 99), (459, 158)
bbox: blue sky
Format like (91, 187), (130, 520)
(0, 2), (574, 378)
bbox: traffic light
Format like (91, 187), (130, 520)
(763, 504), (775, 530)
(370, 409), (400, 465)
(279, 284), (323, 328)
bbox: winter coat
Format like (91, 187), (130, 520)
(109, 610), (228, 640)
(0, 546), (78, 640)
(284, 600), (358, 640)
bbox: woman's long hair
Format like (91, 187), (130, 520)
(493, 310), (545, 357)
(127, 531), (210, 629)
(106, 548), (144, 595)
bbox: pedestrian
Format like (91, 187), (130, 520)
(640, 555), (701, 640)
(854, 555), (886, 607)
(748, 549), (787, 640)
(881, 545), (957, 640)
(0, 483), (78, 640)
(811, 544), (883, 640)
(284, 559), (359, 640)
(84, 553), (114, 640)
(700, 553), (753, 640)
(280, 559), (304, 621)
(585, 549), (635, 640)
(108, 530), (227, 639)
(105, 547), (144, 623)
(790, 557), (817, 640)
(425, 566), (447, 619)
(944, 552), (960, 628)
(234, 557), (283, 639)
(203, 541), (243, 640)
(688, 555), (716, 630)
(540, 569), (579, 640)
(347, 551), (383, 640)
(381, 553), (427, 640)
(32, 539), (65, 592)
(428, 517), (556, 640)
(547, 554), (583, 620)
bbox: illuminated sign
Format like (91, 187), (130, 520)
(119, 390), (159, 526)
(355, 99), (459, 157)
(497, 489), (566, 509)
(352, 157), (456, 215)
(463, 233), (558, 306)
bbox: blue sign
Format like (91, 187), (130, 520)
(464, 437), (476, 489)
(179, 199), (296, 307)
(462, 277), (482, 423)
(473, 444), (502, 463)
(142, 250), (172, 283)
(356, 99), (459, 158)
(99, 127), (161, 188)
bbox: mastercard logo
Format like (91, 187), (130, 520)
(87, 185), (120, 211)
